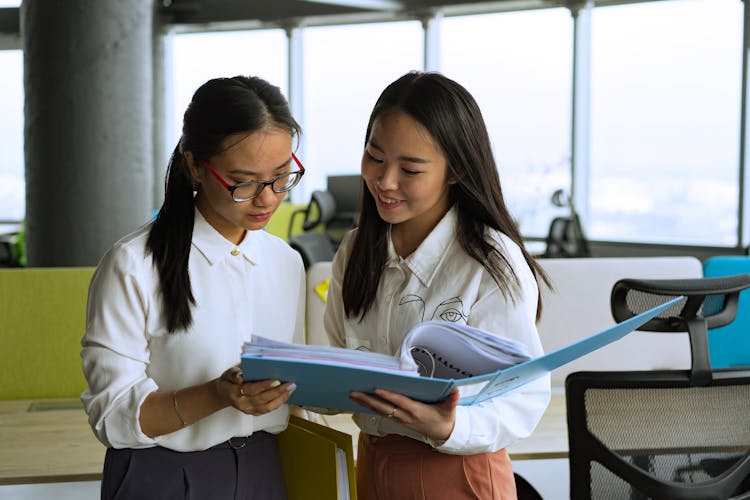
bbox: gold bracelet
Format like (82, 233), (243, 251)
(172, 390), (188, 427)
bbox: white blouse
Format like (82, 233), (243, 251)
(324, 207), (551, 455)
(81, 208), (305, 451)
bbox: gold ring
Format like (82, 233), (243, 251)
(239, 387), (246, 398)
(387, 407), (398, 419)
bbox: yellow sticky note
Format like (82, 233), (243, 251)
(314, 279), (329, 303)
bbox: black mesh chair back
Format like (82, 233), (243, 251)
(542, 215), (591, 258)
(515, 472), (544, 500)
(567, 274), (750, 500)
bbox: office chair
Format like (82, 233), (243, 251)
(288, 190), (337, 241)
(287, 191), (337, 269)
(566, 274), (750, 500)
(288, 184), (360, 268)
(542, 189), (590, 258)
(288, 232), (335, 270)
(542, 216), (590, 258)
(324, 175), (361, 246)
(514, 472), (543, 500)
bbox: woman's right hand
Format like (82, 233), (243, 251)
(215, 365), (297, 416)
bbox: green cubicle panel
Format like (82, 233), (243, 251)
(0, 267), (95, 399)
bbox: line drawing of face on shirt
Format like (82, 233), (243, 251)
(398, 294), (468, 324)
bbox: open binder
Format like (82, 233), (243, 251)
(278, 415), (357, 500)
(243, 297), (681, 412)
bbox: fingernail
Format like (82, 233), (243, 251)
(286, 383), (297, 392)
(270, 380), (281, 388)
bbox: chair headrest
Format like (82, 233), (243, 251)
(611, 274), (750, 332)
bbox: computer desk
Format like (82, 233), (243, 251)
(0, 392), (567, 485)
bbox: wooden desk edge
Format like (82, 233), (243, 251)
(0, 473), (102, 486)
(509, 450), (568, 461)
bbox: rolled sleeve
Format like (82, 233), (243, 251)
(436, 255), (550, 454)
(435, 375), (550, 454)
(80, 245), (160, 448)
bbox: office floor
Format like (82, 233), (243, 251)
(0, 481), (100, 499)
(514, 458), (569, 499)
(0, 460), (569, 499)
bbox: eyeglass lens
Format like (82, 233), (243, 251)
(232, 171), (303, 201)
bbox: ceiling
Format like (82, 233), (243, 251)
(0, 0), (661, 41)
(158, 0), (565, 27)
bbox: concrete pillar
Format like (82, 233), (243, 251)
(21, 0), (154, 266)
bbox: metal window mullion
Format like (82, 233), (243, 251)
(421, 10), (442, 72)
(570, 0), (593, 232)
(738, 0), (750, 249)
(286, 24), (305, 204)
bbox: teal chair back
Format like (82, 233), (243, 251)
(703, 256), (750, 368)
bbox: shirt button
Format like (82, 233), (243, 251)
(231, 247), (240, 256)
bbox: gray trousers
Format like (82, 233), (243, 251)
(101, 431), (287, 500)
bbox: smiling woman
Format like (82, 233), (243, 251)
(324, 71), (552, 500)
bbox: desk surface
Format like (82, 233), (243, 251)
(0, 399), (104, 485)
(0, 392), (567, 485)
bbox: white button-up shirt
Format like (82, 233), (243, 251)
(324, 207), (550, 455)
(81, 209), (305, 451)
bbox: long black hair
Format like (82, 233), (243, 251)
(343, 71), (549, 321)
(147, 76), (301, 333)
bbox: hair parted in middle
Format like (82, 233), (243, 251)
(342, 71), (549, 321)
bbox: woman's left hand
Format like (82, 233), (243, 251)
(216, 365), (296, 416)
(349, 387), (460, 442)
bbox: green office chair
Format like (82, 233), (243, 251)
(567, 275), (750, 500)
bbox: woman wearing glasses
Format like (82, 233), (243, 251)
(323, 71), (551, 499)
(81, 76), (305, 499)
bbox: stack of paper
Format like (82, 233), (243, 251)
(400, 321), (531, 378)
(244, 335), (419, 374)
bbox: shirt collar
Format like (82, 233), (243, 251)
(386, 206), (457, 287)
(191, 208), (259, 266)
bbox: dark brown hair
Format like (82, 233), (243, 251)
(342, 71), (549, 320)
(147, 76), (301, 333)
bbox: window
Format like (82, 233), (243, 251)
(442, 8), (573, 238)
(301, 21), (423, 200)
(589, 0), (742, 246)
(168, 29), (288, 164)
(0, 49), (24, 231)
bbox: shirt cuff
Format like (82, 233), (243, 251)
(431, 405), (470, 452)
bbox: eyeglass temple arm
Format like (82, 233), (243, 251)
(292, 153), (305, 173)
